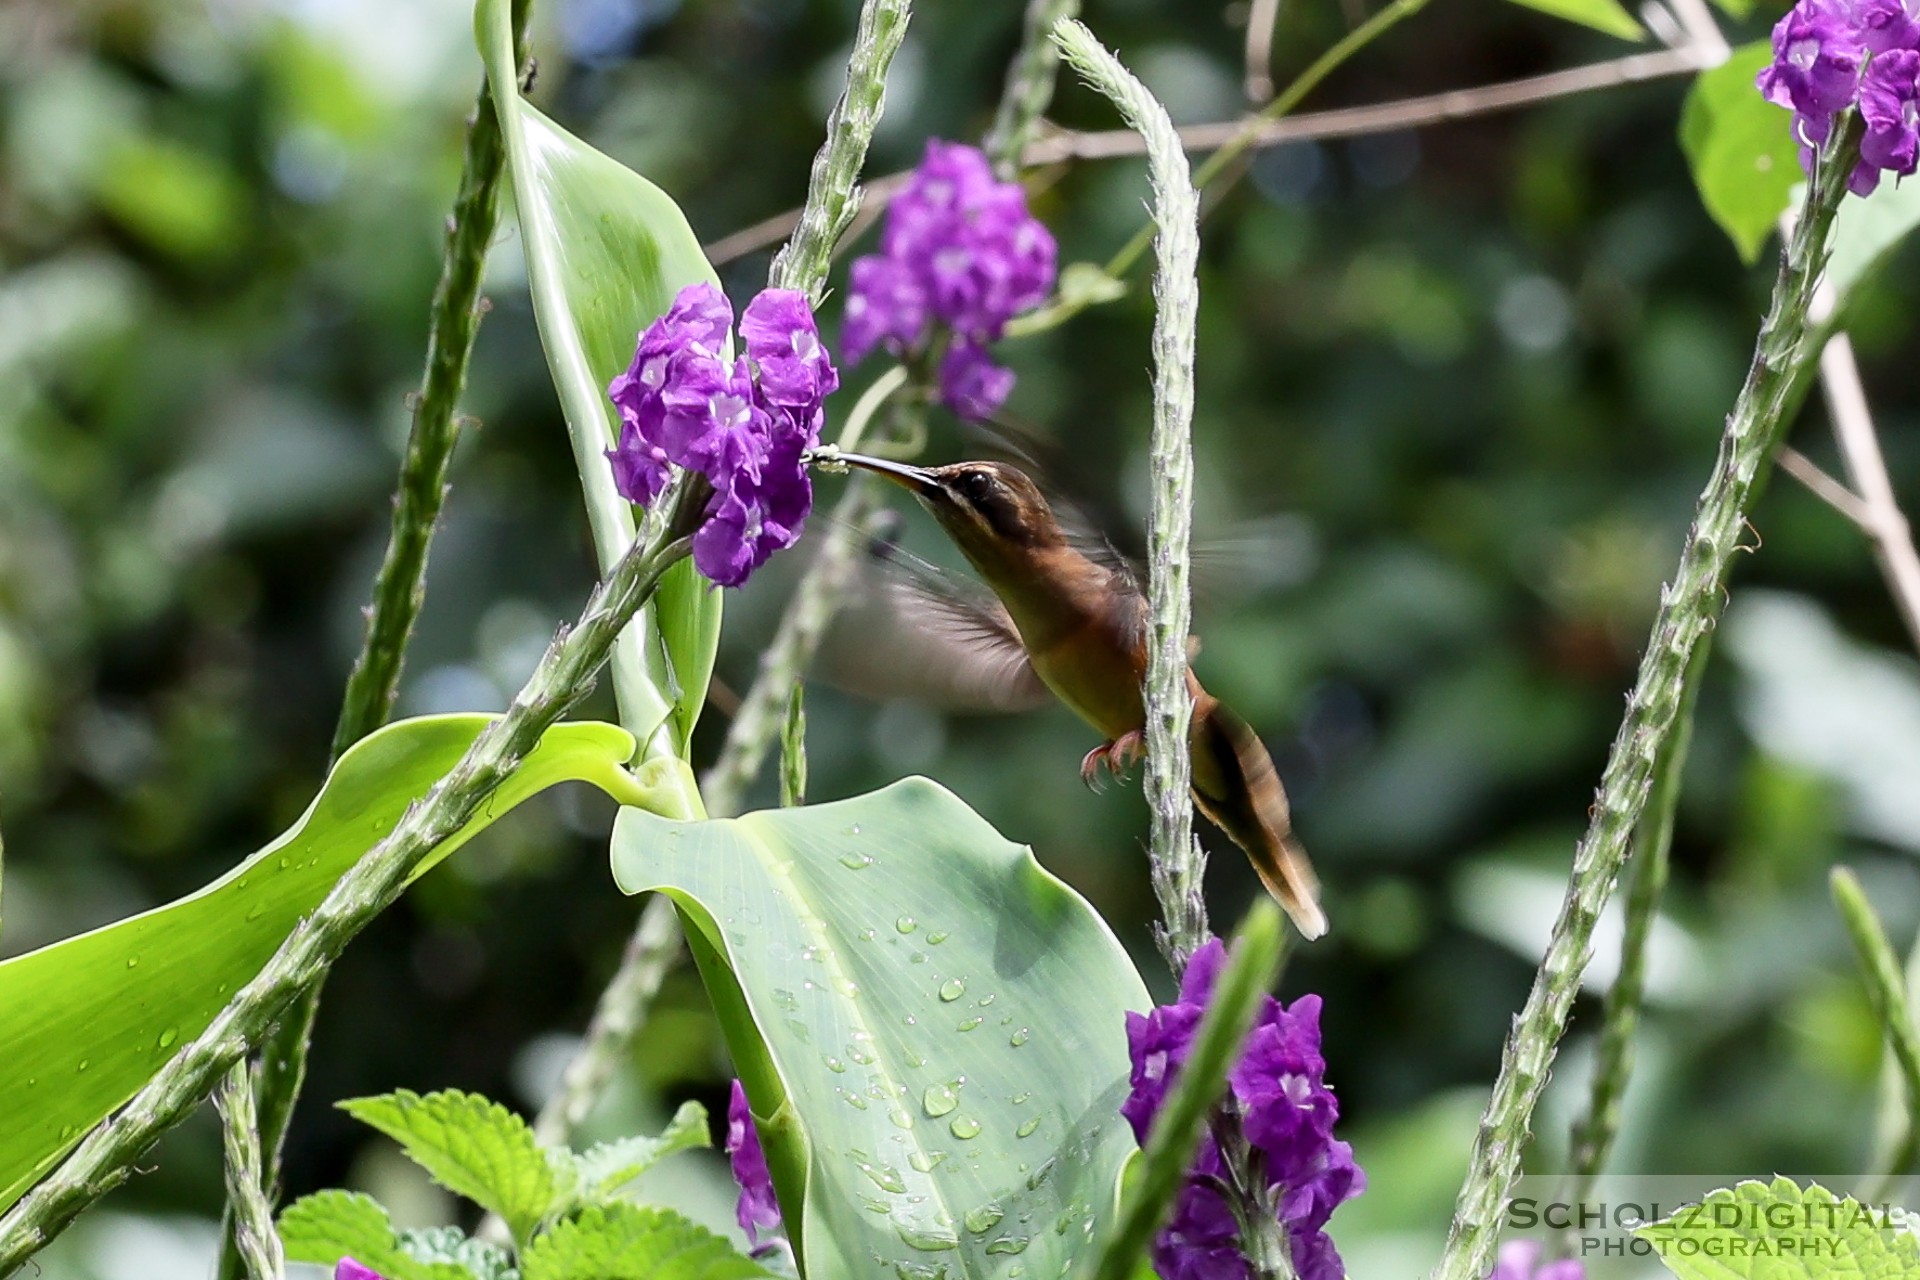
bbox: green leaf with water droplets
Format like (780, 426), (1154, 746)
(474, 0), (722, 760)
(520, 1204), (772, 1280)
(611, 777), (1153, 1280)
(1634, 1177), (1920, 1278)
(0, 713), (642, 1213)
(340, 1089), (566, 1244)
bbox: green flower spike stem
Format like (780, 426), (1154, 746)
(1051, 17), (1208, 971)
(1431, 120), (1862, 1280)
(1832, 867), (1920, 1199)
(0, 526), (694, 1278)
(985, 0), (1082, 177)
(214, 1063), (284, 1280)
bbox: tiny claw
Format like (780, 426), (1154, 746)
(1106, 730), (1144, 778)
(1080, 744), (1110, 792)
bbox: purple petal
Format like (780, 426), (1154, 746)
(1861, 47), (1920, 177)
(742, 288), (839, 408)
(726, 1080), (783, 1245)
(1179, 938), (1231, 1006)
(938, 340), (1016, 421)
(335, 1261), (386, 1280)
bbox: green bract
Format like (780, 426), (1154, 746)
(0, 714), (640, 1211)
(476, 0), (723, 760)
(612, 778), (1152, 1280)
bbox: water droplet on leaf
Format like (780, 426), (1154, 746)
(948, 1115), (981, 1140)
(938, 978), (965, 1001)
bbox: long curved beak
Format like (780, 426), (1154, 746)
(838, 452), (939, 496)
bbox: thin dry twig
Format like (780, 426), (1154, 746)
(704, 44), (1712, 269)
(1778, 446), (1876, 529)
(1243, 0), (1284, 105)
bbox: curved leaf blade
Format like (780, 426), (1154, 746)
(475, 0), (722, 758)
(0, 714), (638, 1211)
(1504, 0), (1643, 40)
(611, 778), (1151, 1280)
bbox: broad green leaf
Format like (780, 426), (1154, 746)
(612, 778), (1152, 1280)
(568, 1099), (711, 1202)
(521, 1204), (772, 1280)
(1680, 43), (1802, 262)
(1635, 1178), (1920, 1278)
(340, 1089), (566, 1243)
(0, 714), (641, 1212)
(279, 1190), (478, 1280)
(474, 0), (722, 759)
(1504, 0), (1643, 39)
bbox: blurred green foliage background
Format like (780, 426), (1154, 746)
(3, 0), (1918, 1275)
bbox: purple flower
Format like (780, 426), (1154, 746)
(607, 282), (835, 587)
(727, 1080), (783, 1247)
(335, 1262), (385, 1280)
(1858, 0), (1920, 51)
(1861, 47), (1920, 175)
(1757, 0), (1866, 144)
(841, 139), (1056, 420)
(1490, 1240), (1586, 1280)
(1123, 939), (1364, 1280)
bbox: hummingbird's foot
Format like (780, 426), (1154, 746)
(1080, 732), (1146, 791)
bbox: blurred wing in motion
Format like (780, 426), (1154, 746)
(816, 540), (1053, 713)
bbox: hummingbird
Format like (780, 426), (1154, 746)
(833, 452), (1328, 940)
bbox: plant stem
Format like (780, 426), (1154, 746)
(766, 0), (911, 298)
(1832, 868), (1920, 1201)
(0, 528), (693, 1277)
(1563, 646), (1702, 1213)
(224, 14), (535, 1276)
(214, 1064), (284, 1280)
(985, 0), (1081, 177)
(779, 681), (807, 808)
(1052, 17), (1206, 970)
(1430, 123), (1859, 1280)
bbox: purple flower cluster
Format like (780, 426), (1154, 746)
(842, 140), (1057, 421)
(1123, 940), (1364, 1280)
(727, 1079), (783, 1247)
(1490, 1240), (1586, 1280)
(1758, 0), (1920, 193)
(607, 282), (837, 586)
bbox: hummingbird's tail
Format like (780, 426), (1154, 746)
(1189, 698), (1329, 940)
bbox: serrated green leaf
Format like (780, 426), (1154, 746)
(568, 1099), (711, 1204)
(399, 1227), (520, 1280)
(611, 777), (1151, 1280)
(0, 714), (640, 1214)
(341, 1089), (567, 1243)
(1680, 43), (1803, 262)
(520, 1204), (772, 1280)
(1504, 0), (1644, 39)
(1635, 1177), (1920, 1279)
(278, 1190), (476, 1280)
(474, 0), (722, 759)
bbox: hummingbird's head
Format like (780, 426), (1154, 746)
(837, 455), (1066, 570)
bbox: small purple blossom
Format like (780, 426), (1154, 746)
(1860, 47), (1920, 180)
(1123, 939), (1364, 1280)
(607, 282), (836, 586)
(1757, 0), (1866, 143)
(1490, 1240), (1586, 1280)
(335, 1261), (386, 1280)
(841, 139), (1057, 421)
(727, 1080), (783, 1247)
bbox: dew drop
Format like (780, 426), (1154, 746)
(896, 915), (918, 934)
(1009, 1027), (1031, 1047)
(839, 852), (876, 870)
(824, 1055), (848, 1074)
(157, 1028), (179, 1050)
(908, 1150), (948, 1173)
(1011, 1092), (1032, 1105)
(911, 952), (928, 964)
(850, 1045), (878, 1066)
(923, 1083), (959, 1117)
(59, 1124), (75, 1140)
(832, 977), (861, 999)
(956, 1017), (983, 1032)
(773, 988), (800, 1011)
(76, 1059), (90, 1073)
(125, 957), (139, 969)
(839, 1088), (870, 1111)
(245, 904), (266, 922)
(863, 1196), (892, 1214)
(938, 978), (966, 1002)
(926, 931), (949, 945)
(893, 1263), (947, 1280)
(1026, 1158), (1057, 1191)
(986, 1236), (1030, 1255)
(860, 928), (879, 943)
(894, 1221), (959, 1252)
(906, 1050), (928, 1068)
(851, 1151), (907, 1194)
(948, 1115), (981, 1140)
(975, 993), (996, 1007)
(1016, 1116), (1041, 1138)
(25, 1078), (37, 1088)
(890, 1106), (915, 1130)
(850, 823), (863, 836)
(961, 1206), (999, 1235)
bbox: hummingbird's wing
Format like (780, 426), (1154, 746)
(815, 541), (1053, 713)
